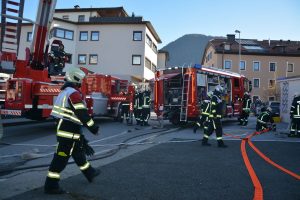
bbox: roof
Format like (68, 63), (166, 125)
(206, 37), (300, 57)
(55, 7), (129, 17)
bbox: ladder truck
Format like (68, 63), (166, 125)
(0, 0), (135, 120)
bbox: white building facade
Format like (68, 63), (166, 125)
(17, 7), (161, 82)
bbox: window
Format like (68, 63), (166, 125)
(132, 55), (141, 65)
(78, 15), (85, 22)
(27, 32), (32, 42)
(146, 34), (152, 46)
(89, 54), (98, 64)
(151, 63), (157, 72)
(78, 54), (87, 64)
(253, 78), (260, 88)
(133, 31), (142, 41)
(91, 31), (99, 41)
(234, 79), (239, 88)
(53, 28), (74, 40)
(287, 63), (294, 72)
(224, 44), (230, 50)
(268, 96), (275, 101)
(269, 62), (276, 72)
(145, 57), (151, 70)
(79, 31), (88, 41)
(152, 43), (157, 53)
(224, 60), (232, 69)
(253, 61), (260, 71)
(240, 60), (246, 70)
(62, 15), (69, 20)
(269, 79), (275, 88)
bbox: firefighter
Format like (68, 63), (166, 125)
(239, 92), (252, 126)
(120, 90), (131, 125)
(193, 91), (213, 133)
(141, 88), (151, 126)
(44, 67), (100, 194)
(137, 88), (144, 125)
(289, 92), (300, 137)
(133, 89), (140, 125)
(256, 107), (276, 132)
(202, 85), (227, 148)
(48, 42), (66, 76)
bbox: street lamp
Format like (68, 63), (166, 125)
(235, 30), (241, 74)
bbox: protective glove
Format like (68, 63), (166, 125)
(90, 125), (99, 135)
(82, 136), (95, 157)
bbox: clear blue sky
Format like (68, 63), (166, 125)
(13, 0), (300, 48)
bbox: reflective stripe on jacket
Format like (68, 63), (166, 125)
(51, 87), (83, 125)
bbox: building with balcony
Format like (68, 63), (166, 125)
(202, 34), (300, 102)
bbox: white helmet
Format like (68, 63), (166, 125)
(215, 85), (224, 93)
(65, 67), (86, 84)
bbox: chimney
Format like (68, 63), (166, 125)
(74, 5), (80, 9)
(227, 34), (235, 42)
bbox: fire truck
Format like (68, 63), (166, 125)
(0, 0), (134, 121)
(154, 64), (252, 125)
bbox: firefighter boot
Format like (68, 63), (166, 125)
(44, 177), (66, 194)
(217, 140), (228, 148)
(202, 137), (211, 146)
(82, 167), (101, 183)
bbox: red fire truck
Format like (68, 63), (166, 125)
(0, 0), (134, 120)
(154, 64), (252, 125)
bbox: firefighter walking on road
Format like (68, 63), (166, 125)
(193, 91), (213, 133)
(256, 107), (276, 132)
(141, 89), (151, 126)
(289, 92), (300, 137)
(44, 67), (100, 194)
(202, 85), (227, 148)
(239, 92), (252, 126)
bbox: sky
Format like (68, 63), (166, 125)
(9, 0), (300, 48)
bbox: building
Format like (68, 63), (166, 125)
(277, 75), (300, 123)
(202, 34), (300, 102)
(17, 6), (162, 82)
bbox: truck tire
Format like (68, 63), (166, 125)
(170, 113), (180, 125)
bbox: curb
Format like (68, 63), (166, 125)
(2, 119), (55, 127)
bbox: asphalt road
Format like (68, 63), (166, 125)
(1, 117), (300, 200)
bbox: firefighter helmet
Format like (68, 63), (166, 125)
(207, 91), (213, 98)
(65, 67), (86, 84)
(294, 92), (300, 98)
(214, 85), (224, 95)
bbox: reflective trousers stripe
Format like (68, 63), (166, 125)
(47, 171), (60, 179)
(57, 131), (80, 140)
(80, 162), (90, 171)
(216, 137), (222, 140)
(204, 134), (209, 138)
(73, 103), (86, 109)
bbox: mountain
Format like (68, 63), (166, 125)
(161, 34), (216, 67)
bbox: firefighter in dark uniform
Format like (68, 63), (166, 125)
(137, 89), (144, 125)
(256, 107), (276, 132)
(289, 92), (300, 137)
(141, 89), (151, 126)
(193, 91), (213, 133)
(239, 92), (252, 126)
(133, 90), (141, 125)
(120, 90), (131, 125)
(202, 85), (227, 148)
(48, 42), (66, 76)
(44, 68), (100, 194)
